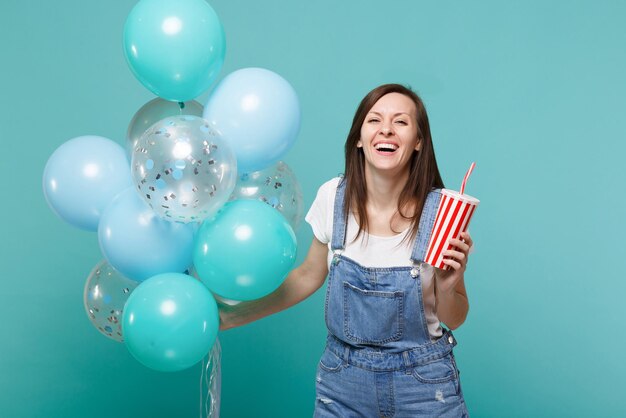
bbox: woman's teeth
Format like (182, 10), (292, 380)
(375, 143), (398, 152)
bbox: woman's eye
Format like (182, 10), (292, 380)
(395, 120), (408, 125)
(368, 118), (380, 123)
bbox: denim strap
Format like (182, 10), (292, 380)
(410, 189), (443, 264)
(330, 177), (348, 251)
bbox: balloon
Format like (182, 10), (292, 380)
(98, 188), (195, 281)
(131, 115), (237, 223)
(42, 136), (132, 231)
(230, 161), (304, 231)
(193, 200), (297, 301)
(203, 68), (301, 172)
(123, 0), (225, 102)
(122, 273), (218, 372)
(83, 260), (139, 342)
(188, 264), (240, 306)
(126, 98), (203, 157)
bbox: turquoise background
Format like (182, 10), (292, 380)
(2, 0), (625, 416)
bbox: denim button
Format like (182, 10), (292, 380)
(448, 336), (454, 344)
(410, 268), (418, 278)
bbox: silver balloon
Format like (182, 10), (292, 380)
(83, 260), (139, 342)
(126, 98), (203, 158)
(132, 115), (237, 223)
(230, 161), (303, 230)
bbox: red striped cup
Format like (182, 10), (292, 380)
(424, 189), (479, 270)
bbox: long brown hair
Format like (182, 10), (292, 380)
(343, 84), (445, 243)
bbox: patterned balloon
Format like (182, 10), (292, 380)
(131, 115), (237, 223)
(83, 260), (139, 342)
(230, 161), (303, 230)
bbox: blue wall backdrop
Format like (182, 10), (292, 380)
(1, 0), (625, 417)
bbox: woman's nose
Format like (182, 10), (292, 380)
(380, 125), (392, 135)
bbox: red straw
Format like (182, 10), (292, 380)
(460, 162), (476, 195)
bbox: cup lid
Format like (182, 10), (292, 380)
(441, 188), (480, 204)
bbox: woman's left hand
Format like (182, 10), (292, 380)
(436, 231), (473, 294)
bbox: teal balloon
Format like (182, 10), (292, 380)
(123, 0), (226, 102)
(122, 273), (219, 372)
(193, 200), (297, 301)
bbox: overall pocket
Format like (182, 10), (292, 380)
(343, 281), (404, 345)
(318, 348), (344, 373)
(411, 355), (457, 384)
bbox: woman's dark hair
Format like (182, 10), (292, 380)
(343, 83), (445, 243)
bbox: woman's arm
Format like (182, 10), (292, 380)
(434, 231), (473, 330)
(219, 237), (329, 330)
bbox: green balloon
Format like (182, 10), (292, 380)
(123, 0), (226, 101)
(122, 273), (218, 372)
(193, 200), (298, 301)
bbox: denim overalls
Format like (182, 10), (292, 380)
(314, 179), (469, 418)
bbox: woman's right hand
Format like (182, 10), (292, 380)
(218, 304), (232, 331)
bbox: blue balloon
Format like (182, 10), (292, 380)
(203, 68), (301, 172)
(122, 273), (218, 372)
(98, 188), (195, 281)
(42, 136), (132, 231)
(123, 0), (226, 102)
(193, 200), (297, 301)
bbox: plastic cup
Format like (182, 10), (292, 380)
(424, 189), (479, 270)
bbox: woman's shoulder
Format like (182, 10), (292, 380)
(316, 176), (343, 197)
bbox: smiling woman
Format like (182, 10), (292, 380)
(219, 83), (473, 416)
(344, 85), (444, 243)
(357, 92), (422, 175)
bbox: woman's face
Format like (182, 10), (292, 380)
(358, 92), (421, 176)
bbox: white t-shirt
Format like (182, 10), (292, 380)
(305, 177), (443, 339)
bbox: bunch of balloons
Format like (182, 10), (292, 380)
(42, 0), (303, 377)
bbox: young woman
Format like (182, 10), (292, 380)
(220, 84), (473, 417)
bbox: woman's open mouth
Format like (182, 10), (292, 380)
(374, 142), (398, 155)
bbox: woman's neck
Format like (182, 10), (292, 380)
(364, 166), (409, 212)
